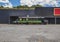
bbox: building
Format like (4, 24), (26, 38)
(35, 7), (60, 24)
(0, 8), (35, 24)
(0, 7), (60, 24)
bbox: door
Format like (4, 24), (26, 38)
(10, 16), (18, 24)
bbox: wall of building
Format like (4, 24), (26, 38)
(0, 9), (35, 24)
(8, 9), (35, 17)
(0, 8), (60, 24)
(35, 7), (54, 17)
(0, 9), (9, 24)
(35, 7), (60, 24)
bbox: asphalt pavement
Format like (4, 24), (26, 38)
(0, 24), (60, 42)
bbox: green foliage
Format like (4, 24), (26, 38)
(13, 5), (43, 10)
(31, 4), (43, 8)
(14, 4), (43, 8)
(0, 6), (3, 8)
(18, 5), (28, 8)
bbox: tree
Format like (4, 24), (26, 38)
(36, 4), (43, 7)
(31, 4), (43, 8)
(13, 4), (43, 8)
(0, 6), (3, 8)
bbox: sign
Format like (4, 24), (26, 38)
(54, 8), (60, 16)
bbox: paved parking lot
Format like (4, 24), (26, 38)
(0, 24), (60, 42)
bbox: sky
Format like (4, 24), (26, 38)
(0, 0), (20, 8)
(20, 0), (58, 7)
(0, 0), (60, 8)
(9, 0), (20, 6)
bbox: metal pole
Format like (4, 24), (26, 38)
(8, 16), (10, 24)
(55, 17), (56, 24)
(9, 16), (10, 24)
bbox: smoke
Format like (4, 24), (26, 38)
(20, 0), (58, 7)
